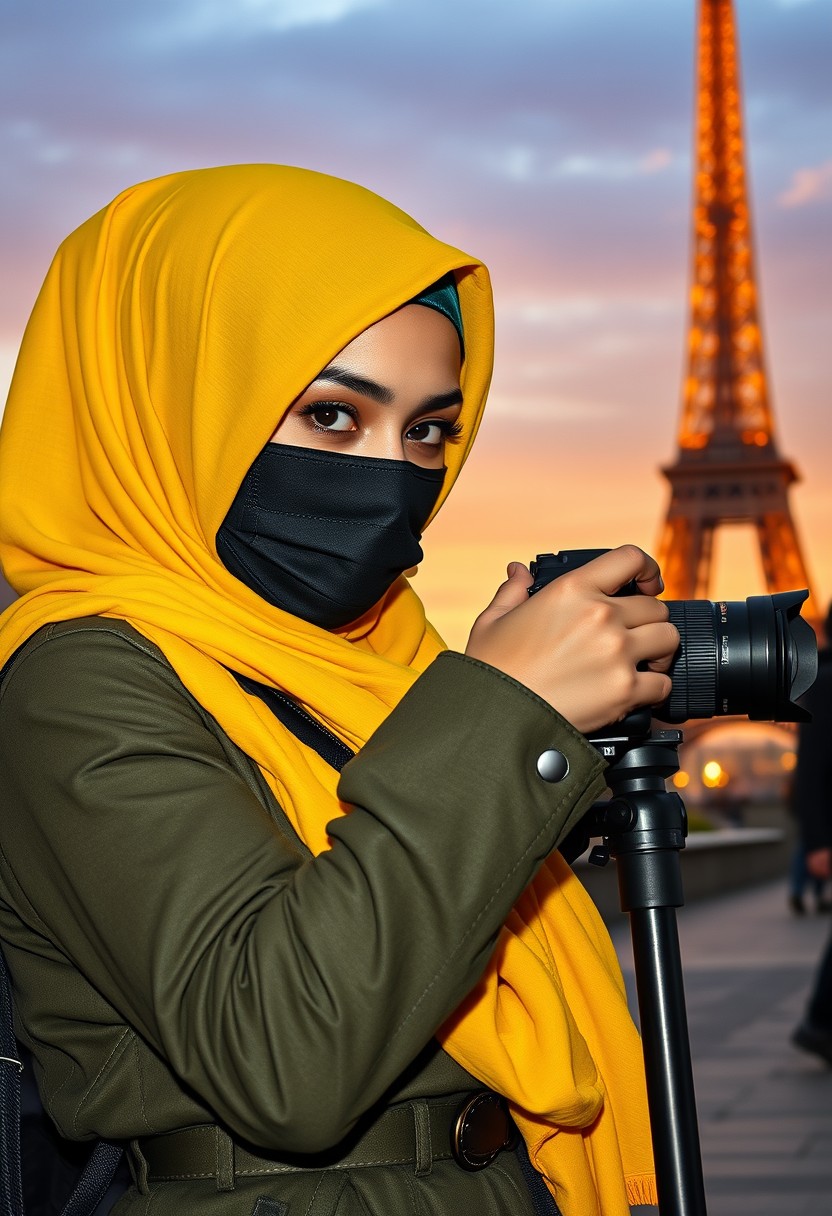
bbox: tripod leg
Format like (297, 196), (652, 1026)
(629, 905), (707, 1216)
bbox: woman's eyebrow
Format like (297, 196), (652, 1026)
(313, 365), (394, 403)
(421, 388), (464, 411)
(312, 365), (463, 411)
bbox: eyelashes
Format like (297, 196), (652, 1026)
(296, 401), (464, 444)
(297, 402), (358, 433)
(440, 419), (464, 440)
(406, 418), (464, 445)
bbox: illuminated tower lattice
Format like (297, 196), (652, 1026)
(657, 0), (815, 611)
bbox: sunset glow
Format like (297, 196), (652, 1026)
(1, 0), (829, 647)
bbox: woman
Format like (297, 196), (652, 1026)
(0, 165), (674, 1214)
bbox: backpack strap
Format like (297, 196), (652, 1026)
(0, 944), (24, 1216)
(1, 642), (124, 1216)
(230, 671), (355, 772)
(0, 942), (125, 1216)
(56, 1143), (125, 1216)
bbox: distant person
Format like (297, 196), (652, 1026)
(791, 603), (832, 1064)
(787, 840), (831, 916)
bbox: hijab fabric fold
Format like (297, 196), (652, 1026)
(0, 165), (656, 1213)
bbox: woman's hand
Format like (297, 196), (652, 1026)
(465, 545), (680, 734)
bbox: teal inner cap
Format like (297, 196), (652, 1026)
(410, 273), (464, 356)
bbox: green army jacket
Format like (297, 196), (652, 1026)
(0, 617), (608, 1214)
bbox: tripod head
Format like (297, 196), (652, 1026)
(584, 713), (688, 911)
(559, 709), (690, 910)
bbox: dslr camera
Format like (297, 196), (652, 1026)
(529, 548), (817, 725)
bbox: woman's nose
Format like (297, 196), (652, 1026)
(362, 426), (406, 462)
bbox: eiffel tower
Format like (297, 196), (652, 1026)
(657, 0), (816, 617)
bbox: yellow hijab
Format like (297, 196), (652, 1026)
(0, 165), (656, 1213)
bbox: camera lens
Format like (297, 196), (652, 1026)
(654, 590), (817, 723)
(528, 551), (818, 726)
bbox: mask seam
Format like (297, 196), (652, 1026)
(249, 508), (418, 532)
(263, 445), (445, 481)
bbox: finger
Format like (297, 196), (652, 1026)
(617, 595), (672, 628)
(634, 668), (673, 707)
(631, 620), (681, 668)
(634, 566), (665, 597)
(507, 560), (533, 585)
(479, 562), (533, 621)
(570, 545), (663, 598)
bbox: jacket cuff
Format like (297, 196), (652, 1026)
(339, 649), (608, 863)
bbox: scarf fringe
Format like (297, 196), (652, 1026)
(626, 1173), (658, 1207)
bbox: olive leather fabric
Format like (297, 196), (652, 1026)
(0, 617), (607, 1214)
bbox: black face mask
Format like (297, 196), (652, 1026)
(216, 443), (445, 629)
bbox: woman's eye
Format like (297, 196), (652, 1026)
(407, 421), (445, 447)
(307, 405), (356, 432)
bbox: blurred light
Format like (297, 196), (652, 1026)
(702, 759), (730, 789)
(673, 770), (691, 789)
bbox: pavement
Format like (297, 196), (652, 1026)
(606, 877), (832, 1216)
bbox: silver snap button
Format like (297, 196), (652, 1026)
(536, 749), (569, 783)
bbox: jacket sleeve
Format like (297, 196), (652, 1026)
(0, 625), (608, 1152)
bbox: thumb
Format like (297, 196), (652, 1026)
(480, 562), (533, 621)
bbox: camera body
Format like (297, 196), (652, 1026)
(529, 548), (817, 724)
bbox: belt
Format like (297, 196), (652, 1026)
(130, 1091), (517, 1190)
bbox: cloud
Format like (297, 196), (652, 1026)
(166, 0), (385, 39)
(777, 159), (832, 207)
(223, 0), (383, 28)
(488, 391), (619, 422)
(0, 0), (828, 440)
(498, 293), (678, 331)
(558, 147), (675, 180)
(479, 145), (675, 185)
(639, 147), (674, 174)
(5, 118), (145, 172)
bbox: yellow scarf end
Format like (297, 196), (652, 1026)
(626, 1173), (658, 1207)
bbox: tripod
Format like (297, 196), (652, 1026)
(586, 720), (707, 1216)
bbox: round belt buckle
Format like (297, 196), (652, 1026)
(451, 1091), (517, 1171)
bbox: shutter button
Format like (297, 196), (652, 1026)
(536, 749), (569, 783)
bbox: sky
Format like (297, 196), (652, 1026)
(1, 0), (830, 648)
